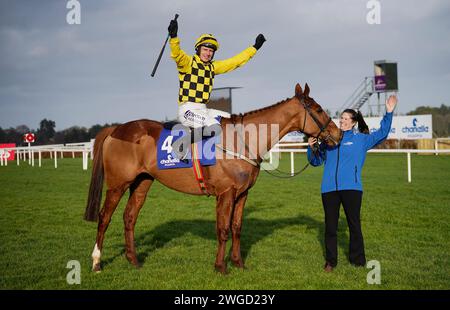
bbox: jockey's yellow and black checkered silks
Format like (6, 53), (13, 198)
(169, 37), (257, 104)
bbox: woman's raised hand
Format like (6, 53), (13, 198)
(386, 95), (398, 113)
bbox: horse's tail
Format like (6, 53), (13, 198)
(84, 126), (117, 222)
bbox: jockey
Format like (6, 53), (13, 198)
(167, 18), (266, 160)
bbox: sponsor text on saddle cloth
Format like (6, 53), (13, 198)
(157, 124), (218, 169)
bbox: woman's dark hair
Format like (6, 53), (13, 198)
(342, 109), (370, 134)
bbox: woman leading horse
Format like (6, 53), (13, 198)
(84, 83), (341, 274)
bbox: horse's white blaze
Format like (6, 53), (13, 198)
(91, 243), (101, 267)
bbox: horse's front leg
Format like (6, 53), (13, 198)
(214, 188), (236, 274)
(230, 191), (248, 268)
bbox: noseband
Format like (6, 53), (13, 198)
(300, 97), (338, 145)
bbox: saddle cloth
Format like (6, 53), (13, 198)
(157, 125), (218, 169)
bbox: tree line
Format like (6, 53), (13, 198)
(0, 119), (121, 146)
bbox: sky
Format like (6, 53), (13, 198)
(1, 0), (449, 130)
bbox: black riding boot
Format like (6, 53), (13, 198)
(172, 124), (221, 162)
(191, 124), (221, 144)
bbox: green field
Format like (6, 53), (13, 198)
(0, 154), (449, 289)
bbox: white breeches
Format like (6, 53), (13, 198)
(178, 102), (230, 128)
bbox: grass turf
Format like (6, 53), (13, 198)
(0, 153), (449, 289)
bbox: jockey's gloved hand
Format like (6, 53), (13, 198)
(253, 34), (266, 50)
(168, 19), (178, 38)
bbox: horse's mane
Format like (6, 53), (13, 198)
(229, 97), (292, 122)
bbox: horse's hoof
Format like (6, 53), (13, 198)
(92, 263), (102, 273)
(126, 255), (141, 268)
(215, 264), (228, 275)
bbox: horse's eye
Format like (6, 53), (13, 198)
(317, 108), (323, 113)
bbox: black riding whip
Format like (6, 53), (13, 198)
(151, 14), (179, 77)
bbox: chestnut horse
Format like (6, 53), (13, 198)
(84, 83), (341, 273)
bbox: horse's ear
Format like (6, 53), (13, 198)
(295, 83), (303, 98)
(304, 83), (310, 97)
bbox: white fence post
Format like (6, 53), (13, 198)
(54, 150), (57, 168)
(407, 152), (411, 183)
(90, 139), (95, 160)
(82, 151), (88, 170)
(290, 152), (295, 176)
(28, 143), (31, 165)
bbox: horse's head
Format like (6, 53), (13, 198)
(294, 83), (341, 146)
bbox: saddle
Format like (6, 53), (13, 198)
(162, 121), (180, 131)
(163, 121), (221, 141)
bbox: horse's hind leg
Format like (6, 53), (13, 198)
(123, 175), (153, 267)
(214, 189), (236, 274)
(91, 187), (127, 272)
(230, 191), (248, 269)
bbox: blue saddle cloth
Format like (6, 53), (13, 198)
(157, 126), (217, 169)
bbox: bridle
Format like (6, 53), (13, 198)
(299, 96), (339, 145)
